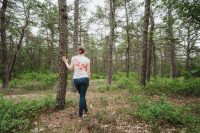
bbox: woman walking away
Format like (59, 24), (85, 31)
(62, 46), (91, 118)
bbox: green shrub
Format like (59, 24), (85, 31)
(133, 96), (198, 127)
(65, 98), (74, 107)
(9, 72), (58, 90)
(187, 103), (200, 116)
(145, 78), (200, 96)
(115, 77), (140, 94)
(92, 73), (106, 79)
(0, 95), (55, 133)
(97, 84), (119, 93)
(191, 67), (200, 77)
(113, 72), (138, 85)
(117, 77), (132, 89)
(182, 71), (192, 80)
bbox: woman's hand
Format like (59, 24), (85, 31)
(62, 56), (73, 71)
(62, 56), (68, 64)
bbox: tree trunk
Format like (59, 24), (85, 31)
(124, 0), (131, 78)
(56, 0), (68, 110)
(185, 49), (190, 72)
(9, 7), (30, 81)
(71, 0), (79, 92)
(146, 8), (154, 81)
(160, 50), (164, 77)
(152, 42), (157, 77)
(50, 28), (55, 70)
(73, 0), (79, 54)
(167, 0), (178, 79)
(1, 0), (9, 88)
(79, 17), (82, 46)
(46, 29), (54, 70)
(107, 0), (115, 85)
(139, 0), (151, 86)
(185, 26), (191, 72)
(46, 30), (52, 68)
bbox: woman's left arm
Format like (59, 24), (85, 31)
(87, 63), (91, 79)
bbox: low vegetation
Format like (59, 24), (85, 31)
(0, 95), (55, 133)
(113, 72), (200, 131)
(132, 95), (200, 132)
(9, 71), (58, 90)
(1, 72), (200, 132)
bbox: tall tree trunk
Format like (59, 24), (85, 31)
(167, 0), (178, 78)
(1, 0), (9, 88)
(71, 0), (79, 92)
(108, 0), (115, 85)
(152, 42), (157, 77)
(9, 25), (28, 80)
(73, 0), (79, 54)
(124, 0), (131, 78)
(79, 17), (82, 46)
(139, 0), (151, 86)
(185, 26), (198, 72)
(160, 50), (164, 77)
(185, 26), (191, 72)
(9, 8), (30, 81)
(50, 28), (55, 70)
(103, 36), (109, 73)
(185, 49), (190, 72)
(146, 8), (154, 81)
(56, 0), (68, 110)
(46, 30), (51, 67)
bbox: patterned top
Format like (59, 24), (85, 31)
(72, 55), (90, 79)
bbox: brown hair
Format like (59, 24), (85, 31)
(78, 46), (85, 54)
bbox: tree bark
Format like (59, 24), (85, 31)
(56, 0), (68, 110)
(185, 26), (191, 72)
(167, 0), (178, 79)
(152, 42), (157, 77)
(185, 49), (190, 72)
(73, 0), (79, 54)
(146, 8), (154, 81)
(124, 0), (131, 78)
(160, 50), (164, 77)
(1, 0), (9, 88)
(49, 28), (55, 70)
(9, 4), (30, 81)
(139, 0), (151, 86)
(184, 25), (198, 72)
(71, 0), (79, 92)
(108, 0), (115, 85)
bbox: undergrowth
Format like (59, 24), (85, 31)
(0, 95), (55, 133)
(132, 95), (200, 132)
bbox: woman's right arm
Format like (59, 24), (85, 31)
(62, 56), (74, 71)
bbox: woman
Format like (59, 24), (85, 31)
(62, 46), (91, 118)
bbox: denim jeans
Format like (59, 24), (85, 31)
(73, 77), (89, 117)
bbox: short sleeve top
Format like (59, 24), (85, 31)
(72, 55), (90, 79)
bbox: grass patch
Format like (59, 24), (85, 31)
(186, 103), (200, 116)
(113, 72), (200, 96)
(92, 73), (106, 79)
(9, 72), (107, 90)
(0, 95), (55, 132)
(145, 78), (200, 96)
(0, 95), (73, 133)
(132, 95), (199, 131)
(65, 97), (75, 107)
(9, 71), (58, 90)
(97, 84), (119, 93)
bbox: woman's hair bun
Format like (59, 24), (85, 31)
(78, 46), (85, 54)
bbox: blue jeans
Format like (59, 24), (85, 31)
(73, 77), (89, 117)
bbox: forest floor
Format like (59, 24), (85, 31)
(3, 79), (200, 133)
